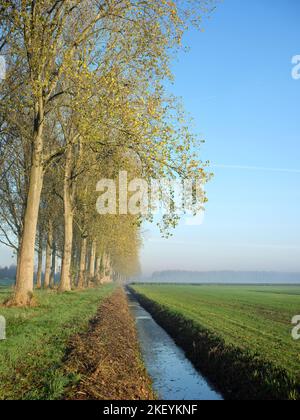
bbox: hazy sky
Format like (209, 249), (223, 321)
(0, 1), (299, 275)
(141, 0), (300, 275)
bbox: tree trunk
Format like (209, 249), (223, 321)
(44, 222), (53, 289)
(88, 240), (96, 286)
(105, 253), (110, 283)
(102, 252), (107, 283)
(50, 241), (56, 288)
(59, 143), (73, 292)
(36, 232), (43, 289)
(12, 100), (45, 305)
(71, 243), (79, 288)
(101, 252), (112, 284)
(95, 254), (102, 286)
(77, 237), (87, 289)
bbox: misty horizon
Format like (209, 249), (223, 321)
(139, 270), (300, 284)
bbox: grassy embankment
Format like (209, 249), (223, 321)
(130, 284), (300, 400)
(0, 285), (115, 400)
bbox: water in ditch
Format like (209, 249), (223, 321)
(127, 292), (223, 401)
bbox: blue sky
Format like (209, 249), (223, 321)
(141, 0), (300, 275)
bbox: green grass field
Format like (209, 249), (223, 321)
(0, 285), (115, 400)
(132, 284), (300, 383)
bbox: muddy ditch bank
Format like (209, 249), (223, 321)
(64, 288), (155, 400)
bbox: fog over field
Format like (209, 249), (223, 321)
(144, 271), (300, 284)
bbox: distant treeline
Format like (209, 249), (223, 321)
(0, 265), (61, 287)
(0, 265), (16, 280)
(151, 270), (300, 284)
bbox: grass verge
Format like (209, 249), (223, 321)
(0, 285), (115, 400)
(64, 288), (155, 400)
(130, 285), (300, 400)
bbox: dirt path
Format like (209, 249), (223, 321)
(64, 288), (155, 400)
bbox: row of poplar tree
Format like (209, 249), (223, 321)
(0, 1), (213, 305)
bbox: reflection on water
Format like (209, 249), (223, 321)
(128, 293), (223, 401)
